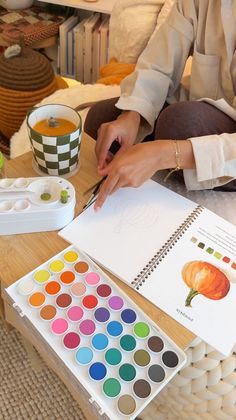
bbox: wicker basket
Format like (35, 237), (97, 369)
(0, 46), (57, 139)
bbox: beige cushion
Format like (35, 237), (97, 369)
(108, 0), (165, 63)
(108, 0), (176, 63)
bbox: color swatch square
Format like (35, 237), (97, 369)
(190, 237), (198, 243)
(198, 242), (205, 249)
(206, 247), (214, 254)
(214, 252), (222, 259)
(223, 256), (230, 264)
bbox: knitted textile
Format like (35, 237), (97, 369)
(0, 47), (57, 139)
(0, 79), (57, 139)
(0, 47), (54, 91)
(142, 338), (236, 420)
(0, 130), (10, 156)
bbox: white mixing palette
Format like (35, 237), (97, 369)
(0, 177), (76, 235)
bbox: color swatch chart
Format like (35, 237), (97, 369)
(6, 246), (186, 420)
(190, 236), (236, 270)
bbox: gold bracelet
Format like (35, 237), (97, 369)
(164, 140), (181, 182)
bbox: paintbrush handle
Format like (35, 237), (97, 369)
(83, 176), (106, 195)
(83, 196), (97, 211)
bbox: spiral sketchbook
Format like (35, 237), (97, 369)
(59, 180), (236, 355)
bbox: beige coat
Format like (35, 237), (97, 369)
(116, 0), (236, 189)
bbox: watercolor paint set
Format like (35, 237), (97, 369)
(6, 246), (186, 419)
(0, 177), (75, 235)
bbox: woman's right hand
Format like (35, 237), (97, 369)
(95, 110), (141, 172)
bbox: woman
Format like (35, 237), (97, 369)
(84, 0), (236, 210)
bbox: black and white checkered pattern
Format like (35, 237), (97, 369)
(29, 128), (81, 176)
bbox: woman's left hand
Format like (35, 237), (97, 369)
(94, 141), (168, 210)
(94, 138), (195, 210)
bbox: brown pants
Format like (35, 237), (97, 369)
(84, 98), (236, 191)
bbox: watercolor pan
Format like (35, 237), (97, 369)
(6, 245), (186, 420)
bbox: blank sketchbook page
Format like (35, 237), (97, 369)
(59, 180), (196, 284)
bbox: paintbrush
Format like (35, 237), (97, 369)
(83, 176), (106, 210)
(83, 176), (106, 196)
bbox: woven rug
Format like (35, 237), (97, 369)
(0, 318), (86, 420)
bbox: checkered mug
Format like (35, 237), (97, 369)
(27, 104), (82, 178)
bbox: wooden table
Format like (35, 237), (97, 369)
(0, 132), (194, 417)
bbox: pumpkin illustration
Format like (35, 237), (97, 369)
(182, 261), (230, 307)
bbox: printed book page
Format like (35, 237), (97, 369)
(140, 208), (236, 355)
(59, 180), (197, 284)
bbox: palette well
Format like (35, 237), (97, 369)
(0, 177), (75, 235)
(6, 246), (187, 419)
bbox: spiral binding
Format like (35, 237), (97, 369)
(131, 205), (204, 290)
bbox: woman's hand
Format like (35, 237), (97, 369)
(95, 111), (141, 171)
(94, 141), (164, 210)
(94, 139), (195, 210)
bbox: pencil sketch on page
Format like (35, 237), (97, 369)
(110, 200), (159, 234)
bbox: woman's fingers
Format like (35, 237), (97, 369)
(95, 111), (141, 171)
(94, 173), (120, 210)
(96, 124), (118, 169)
(109, 178), (127, 195)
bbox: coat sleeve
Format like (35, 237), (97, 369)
(115, 2), (194, 140)
(115, 1), (236, 190)
(183, 133), (236, 190)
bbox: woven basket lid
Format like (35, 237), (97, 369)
(0, 46), (54, 91)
